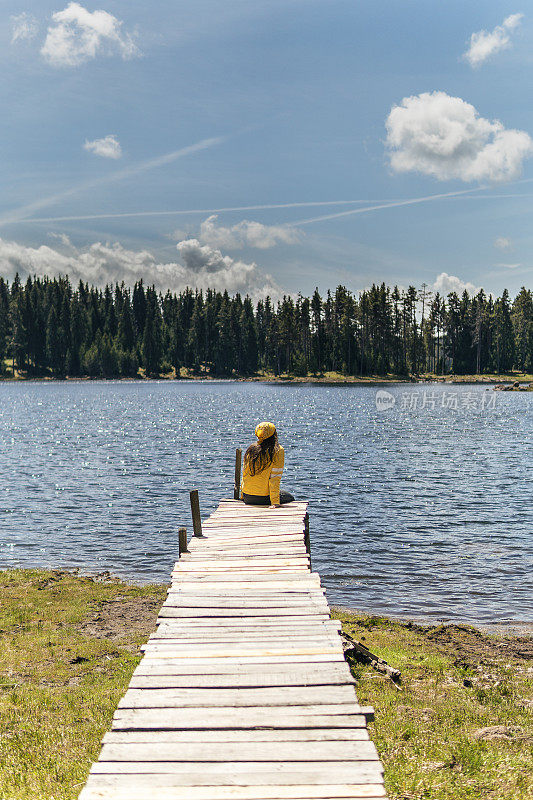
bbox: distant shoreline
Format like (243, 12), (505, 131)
(1, 373), (532, 386)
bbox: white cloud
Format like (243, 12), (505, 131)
(41, 2), (139, 67)
(197, 215), (302, 249)
(48, 231), (76, 248)
(432, 272), (481, 296)
(0, 236), (281, 302)
(495, 262), (521, 269)
(11, 12), (39, 43)
(494, 236), (512, 249)
(464, 13), (523, 68)
(84, 134), (122, 159)
(175, 239), (281, 299)
(386, 91), (533, 183)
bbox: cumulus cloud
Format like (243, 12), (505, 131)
(197, 215), (302, 250)
(175, 239), (281, 298)
(386, 91), (533, 183)
(464, 13), (523, 68)
(0, 236), (281, 302)
(432, 272), (481, 296)
(84, 135), (122, 159)
(494, 236), (512, 249)
(11, 12), (39, 43)
(41, 2), (139, 67)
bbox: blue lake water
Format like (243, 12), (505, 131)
(0, 380), (531, 625)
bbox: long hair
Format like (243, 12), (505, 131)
(244, 431), (279, 476)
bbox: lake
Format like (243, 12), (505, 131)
(0, 380), (531, 625)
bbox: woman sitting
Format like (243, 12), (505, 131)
(241, 422), (295, 508)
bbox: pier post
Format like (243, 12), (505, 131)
(178, 526), (188, 556)
(189, 490), (203, 537)
(304, 511), (311, 567)
(234, 448), (242, 500)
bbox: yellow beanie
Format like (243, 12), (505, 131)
(255, 422), (276, 442)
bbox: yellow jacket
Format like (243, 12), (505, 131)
(241, 446), (284, 505)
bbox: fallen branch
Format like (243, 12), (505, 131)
(340, 631), (401, 682)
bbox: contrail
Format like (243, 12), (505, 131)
(4, 177), (533, 228)
(16, 187), (532, 227)
(0, 136), (226, 226)
(292, 186), (498, 225)
(11, 198), (395, 225)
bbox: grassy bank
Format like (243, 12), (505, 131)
(334, 609), (533, 800)
(0, 571), (531, 799)
(0, 569), (166, 800)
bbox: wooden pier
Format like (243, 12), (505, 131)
(79, 499), (388, 800)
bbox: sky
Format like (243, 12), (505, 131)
(1, 0), (532, 300)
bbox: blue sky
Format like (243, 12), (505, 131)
(1, 0), (532, 299)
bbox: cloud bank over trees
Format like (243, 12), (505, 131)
(0, 235), (281, 302)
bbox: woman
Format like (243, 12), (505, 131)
(241, 422), (295, 508)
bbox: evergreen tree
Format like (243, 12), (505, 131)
(46, 306), (63, 375)
(512, 287), (533, 372)
(491, 290), (514, 373)
(239, 297), (258, 374)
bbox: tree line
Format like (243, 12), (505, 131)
(0, 272), (532, 378)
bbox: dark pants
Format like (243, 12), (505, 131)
(242, 491), (295, 506)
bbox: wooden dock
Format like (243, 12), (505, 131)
(79, 499), (388, 800)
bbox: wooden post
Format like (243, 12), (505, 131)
(304, 512), (311, 568)
(178, 527), (188, 556)
(189, 490), (203, 537)
(234, 448), (242, 500)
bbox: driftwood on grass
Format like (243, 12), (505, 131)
(340, 631), (401, 682)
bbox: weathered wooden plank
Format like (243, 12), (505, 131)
(98, 740), (379, 762)
(89, 761), (383, 783)
(155, 625), (336, 634)
(148, 634), (339, 645)
(170, 573), (320, 582)
(128, 672), (355, 689)
(155, 622), (339, 633)
(80, 781), (386, 799)
(167, 582), (321, 592)
(187, 538), (307, 548)
(162, 593), (325, 603)
(143, 641), (341, 654)
(160, 600), (328, 610)
(102, 729), (369, 744)
(132, 662), (353, 677)
(198, 532), (306, 541)
(176, 561), (309, 568)
(168, 584), (325, 594)
(180, 549), (309, 557)
(139, 654), (345, 665)
(118, 686), (357, 709)
(155, 617), (334, 627)
(140, 647), (343, 659)
(153, 624), (338, 634)
(157, 609), (330, 619)
(111, 708), (368, 730)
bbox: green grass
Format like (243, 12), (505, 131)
(334, 610), (533, 800)
(0, 569), (166, 800)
